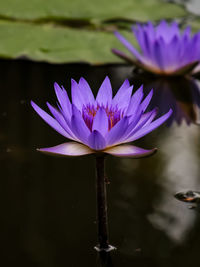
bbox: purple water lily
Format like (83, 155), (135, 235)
(113, 20), (200, 75)
(31, 76), (172, 158)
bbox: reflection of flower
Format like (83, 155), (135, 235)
(31, 76), (172, 157)
(131, 75), (200, 126)
(113, 20), (200, 76)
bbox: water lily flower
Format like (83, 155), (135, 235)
(31, 76), (172, 158)
(113, 20), (200, 76)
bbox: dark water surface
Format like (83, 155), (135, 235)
(1, 59), (200, 267)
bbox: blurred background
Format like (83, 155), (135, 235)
(0, 1), (200, 267)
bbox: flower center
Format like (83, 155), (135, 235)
(82, 104), (123, 132)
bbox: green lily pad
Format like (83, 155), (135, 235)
(0, 0), (190, 63)
(0, 0), (186, 22)
(0, 20), (131, 63)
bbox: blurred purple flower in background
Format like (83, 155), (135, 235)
(31, 76), (172, 157)
(113, 20), (200, 76)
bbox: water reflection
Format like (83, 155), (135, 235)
(148, 122), (200, 242)
(129, 74), (200, 126)
(97, 252), (113, 267)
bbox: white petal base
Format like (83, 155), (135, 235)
(104, 145), (157, 158)
(38, 142), (94, 157)
(38, 142), (157, 158)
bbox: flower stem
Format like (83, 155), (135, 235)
(95, 154), (109, 251)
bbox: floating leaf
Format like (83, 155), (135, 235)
(0, 0), (186, 22)
(0, 20), (130, 63)
(0, 0), (190, 63)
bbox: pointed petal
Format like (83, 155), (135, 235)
(152, 40), (164, 70)
(156, 20), (168, 39)
(38, 142), (94, 157)
(170, 21), (180, 38)
(116, 78), (130, 92)
(71, 105), (90, 144)
(71, 79), (86, 111)
(47, 102), (77, 140)
(141, 89), (153, 112)
(106, 117), (129, 146)
(54, 83), (72, 121)
(104, 144), (157, 158)
(126, 85), (144, 116)
(31, 101), (70, 139)
(128, 109), (173, 142)
(133, 24), (153, 57)
(121, 108), (157, 143)
(88, 130), (106, 150)
(126, 108), (158, 138)
(92, 107), (108, 137)
(114, 31), (143, 61)
(182, 25), (191, 40)
(96, 76), (112, 106)
(166, 35), (181, 71)
(112, 81), (133, 111)
(138, 109), (158, 127)
(78, 77), (95, 104)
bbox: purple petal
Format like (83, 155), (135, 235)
(140, 89), (153, 112)
(88, 130), (106, 150)
(104, 144), (157, 158)
(128, 109), (173, 142)
(141, 29), (152, 57)
(158, 37), (170, 71)
(152, 40), (164, 70)
(38, 142), (93, 156)
(182, 25), (191, 40)
(156, 20), (168, 39)
(31, 101), (70, 139)
(126, 85), (144, 116)
(113, 79), (130, 100)
(170, 21), (180, 39)
(125, 107), (144, 132)
(78, 77), (95, 104)
(54, 83), (72, 122)
(47, 102), (77, 140)
(105, 117), (129, 146)
(92, 107), (108, 137)
(71, 79), (84, 111)
(112, 81), (133, 111)
(167, 35), (181, 71)
(71, 105), (90, 144)
(138, 109), (158, 127)
(132, 25), (151, 57)
(122, 108), (157, 143)
(114, 31), (143, 62)
(144, 21), (155, 40)
(96, 76), (112, 106)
